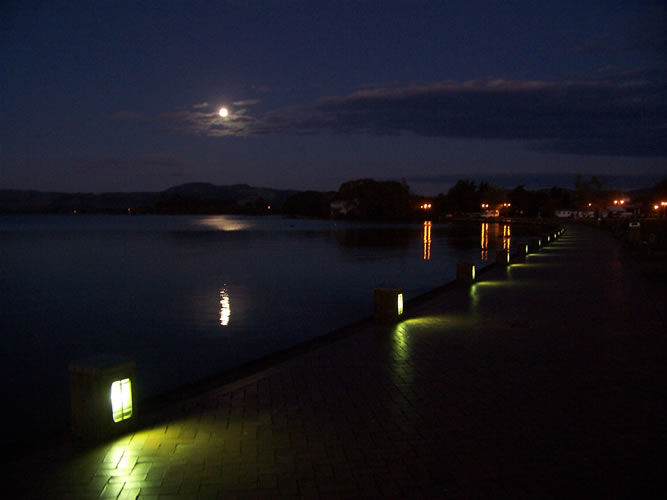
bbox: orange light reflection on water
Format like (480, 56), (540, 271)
(480, 223), (488, 261)
(423, 221), (432, 260)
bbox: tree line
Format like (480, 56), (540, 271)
(283, 176), (667, 219)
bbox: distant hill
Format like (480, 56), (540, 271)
(163, 183), (296, 205)
(0, 183), (298, 214)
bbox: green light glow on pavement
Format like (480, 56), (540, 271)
(525, 253), (558, 259)
(397, 315), (472, 330)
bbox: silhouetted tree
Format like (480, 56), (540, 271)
(337, 179), (410, 219)
(574, 174), (607, 209)
(444, 179), (478, 213)
(478, 182), (507, 206)
(283, 191), (330, 217)
(652, 179), (667, 199)
(509, 185), (531, 214)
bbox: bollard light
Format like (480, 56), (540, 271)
(496, 249), (510, 266)
(518, 242), (528, 257)
(69, 355), (136, 441)
(374, 287), (404, 323)
(111, 378), (133, 422)
(457, 262), (475, 284)
(528, 238), (541, 252)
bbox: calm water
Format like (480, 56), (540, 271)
(0, 215), (529, 437)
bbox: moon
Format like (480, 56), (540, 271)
(218, 107), (229, 118)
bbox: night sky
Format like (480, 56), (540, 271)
(2, 1), (665, 195)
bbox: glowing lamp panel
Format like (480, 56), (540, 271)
(111, 378), (133, 423)
(471, 266), (476, 281)
(397, 293), (404, 316)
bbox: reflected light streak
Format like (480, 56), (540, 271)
(393, 322), (410, 362)
(481, 223), (488, 261)
(423, 221), (432, 260)
(390, 322), (414, 387)
(219, 289), (231, 326)
(198, 216), (251, 231)
(503, 224), (511, 251)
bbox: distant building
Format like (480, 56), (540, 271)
(607, 198), (639, 217)
(330, 199), (357, 217)
(555, 209), (595, 218)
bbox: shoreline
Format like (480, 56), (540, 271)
(12, 223), (667, 497)
(6, 220), (559, 452)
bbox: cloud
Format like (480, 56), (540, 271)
(110, 111), (144, 121)
(72, 155), (184, 171)
(156, 108), (259, 137)
(299, 72), (666, 157)
(73, 156), (127, 170)
(129, 68), (667, 157)
(252, 85), (271, 93)
(192, 102), (209, 109)
(406, 173), (666, 190)
(232, 99), (261, 106)
(137, 155), (183, 167)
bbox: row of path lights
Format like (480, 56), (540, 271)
(372, 226), (565, 321)
(68, 226), (565, 443)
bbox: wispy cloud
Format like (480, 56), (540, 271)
(252, 85), (271, 93)
(137, 154), (183, 167)
(119, 69), (667, 157)
(110, 111), (145, 121)
(192, 102), (209, 109)
(406, 173), (666, 190)
(156, 108), (260, 137)
(232, 99), (261, 106)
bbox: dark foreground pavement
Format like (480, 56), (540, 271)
(8, 224), (667, 499)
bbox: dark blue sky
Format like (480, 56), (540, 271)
(2, 0), (665, 194)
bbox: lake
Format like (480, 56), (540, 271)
(0, 215), (535, 439)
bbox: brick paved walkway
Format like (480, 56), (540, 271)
(9, 224), (667, 499)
